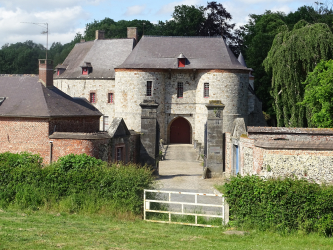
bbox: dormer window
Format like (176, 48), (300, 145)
(177, 53), (186, 68)
(55, 64), (67, 76)
(82, 67), (89, 75)
(80, 62), (92, 75)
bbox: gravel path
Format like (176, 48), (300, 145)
(157, 144), (224, 193)
(155, 144), (226, 214)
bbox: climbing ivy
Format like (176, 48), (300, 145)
(263, 21), (333, 127)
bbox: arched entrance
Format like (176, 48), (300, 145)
(169, 117), (191, 144)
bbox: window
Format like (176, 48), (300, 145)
(108, 93), (114, 103)
(178, 58), (186, 68)
(146, 81), (152, 96)
(116, 146), (124, 162)
(104, 116), (109, 131)
(204, 83), (209, 97)
(82, 67), (88, 75)
(90, 92), (96, 103)
(57, 69), (60, 76)
(177, 82), (183, 98)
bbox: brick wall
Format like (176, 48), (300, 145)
(0, 117), (50, 161)
(0, 117), (107, 164)
(52, 138), (109, 163)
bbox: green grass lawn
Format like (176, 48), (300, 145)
(0, 209), (332, 250)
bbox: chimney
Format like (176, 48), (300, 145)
(95, 30), (105, 40)
(127, 27), (138, 42)
(39, 59), (54, 88)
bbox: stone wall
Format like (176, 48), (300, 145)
(115, 69), (250, 144)
(54, 79), (115, 130)
(225, 127), (333, 183)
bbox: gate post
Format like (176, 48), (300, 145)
(140, 100), (159, 175)
(205, 100), (225, 177)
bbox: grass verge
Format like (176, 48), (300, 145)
(0, 209), (332, 250)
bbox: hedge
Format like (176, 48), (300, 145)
(219, 175), (333, 236)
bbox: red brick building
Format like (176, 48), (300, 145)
(0, 59), (111, 164)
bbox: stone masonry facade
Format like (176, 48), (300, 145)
(53, 79), (116, 130)
(55, 69), (255, 144)
(114, 69), (250, 144)
(225, 127), (333, 183)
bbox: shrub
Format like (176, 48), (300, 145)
(218, 175), (333, 236)
(0, 153), (155, 214)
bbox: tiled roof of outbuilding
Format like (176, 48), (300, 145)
(117, 36), (249, 70)
(0, 75), (102, 118)
(54, 39), (135, 79)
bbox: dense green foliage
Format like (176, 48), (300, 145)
(0, 33), (82, 74)
(299, 59), (333, 127)
(263, 21), (333, 127)
(84, 18), (155, 41)
(0, 152), (155, 214)
(219, 175), (333, 236)
(242, 5), (333, 118)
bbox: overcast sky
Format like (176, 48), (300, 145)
(0, 0), (316, 48)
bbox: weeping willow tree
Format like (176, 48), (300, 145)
(264, 20), (333, 127)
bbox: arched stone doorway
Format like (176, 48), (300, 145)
(169, 117), (191, 144)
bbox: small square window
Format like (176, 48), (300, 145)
(108, 93), (114, 103)
(204, 83), (209, 97)
(90, 92), (96, 103)
(177, 82), (183, 98)
(147, 81), (152, 96)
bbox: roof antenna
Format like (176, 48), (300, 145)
(21, 22), (48, 61)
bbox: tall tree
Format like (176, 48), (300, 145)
(84, 18), (155, 42)
(171, 5), (205, 36)
(264, 21), (333, 127)
(199, 1), (241, 55)
(299, 59), (333, 128)
(0, 41), (45, 74)
(241, 12), (286, 116)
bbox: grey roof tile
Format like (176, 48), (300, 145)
(55, 39), (134, 79)
(0, 75), (102, 118)
(117, 36), (249, 70)
(237, 52), (247, 68)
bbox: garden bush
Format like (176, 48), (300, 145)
(218, 175), (333, 236)
(0, 152), (155, 214)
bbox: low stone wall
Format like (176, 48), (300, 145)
(225, 127), (333, 183)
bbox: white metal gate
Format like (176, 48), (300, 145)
(144, 189), (228, 227)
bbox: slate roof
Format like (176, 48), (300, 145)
(237, 52), (247, 68)
(117, 36), (249, 70)
(107, 117), (130, 138)
(0, 75), (102, 118)
(55, 39), (135, 79)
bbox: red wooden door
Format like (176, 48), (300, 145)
(170, 117), (191, 144)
